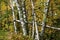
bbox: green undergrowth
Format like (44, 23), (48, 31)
(0, 30), (33, 40)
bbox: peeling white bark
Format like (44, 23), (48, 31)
(10, 0), (27, 35)
(15, 0), (27, 36)
(21, 0), (27, 36)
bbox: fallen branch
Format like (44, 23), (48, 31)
(46, 25), (60, 30)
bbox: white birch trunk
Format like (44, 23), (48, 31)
(30, 0), (35, 38)
(21, 0), (27, 36)
(40, 0), (50, 39)
(21, 0), (27, 23)
(15, 0), (27, 36)
(30, 0), (39, 40)
(10, 0), (17, 33)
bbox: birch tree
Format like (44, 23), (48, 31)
(21, 0), (28, 35)
(40, 0), (50, 40)
(11, 0), (27, 36)
(30, 0), (39, 40)
(10, 0), (17, 33)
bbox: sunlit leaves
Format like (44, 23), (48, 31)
(0, 0), (60, 40)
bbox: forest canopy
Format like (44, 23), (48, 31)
(0, 0), (60, 40)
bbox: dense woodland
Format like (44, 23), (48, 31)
(0, 0), (60, 40)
